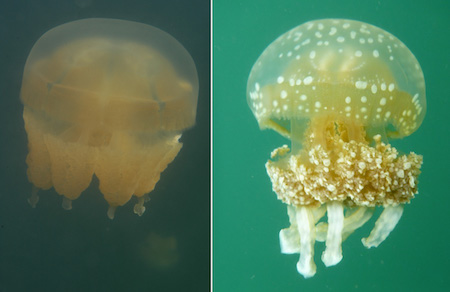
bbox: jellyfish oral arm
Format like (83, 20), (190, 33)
(279, 205), (301, 254)
(27, 185), (39, 208)
(295, 206), (317, 278)
(133, 194), (150, 217)
(315, 206), (375, 242)
(321, 201), (344, 267)
(362, 204), (404, 248)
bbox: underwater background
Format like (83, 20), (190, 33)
(0, 0), (210, 291)
(213, 0), (449, 291)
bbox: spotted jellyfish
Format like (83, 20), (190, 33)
(247, 19), (425, 278)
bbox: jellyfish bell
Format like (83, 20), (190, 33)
(247, 19), (425, 278)
(20, 18), (198, 219)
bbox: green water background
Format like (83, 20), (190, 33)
(213, 0), (449, 291)
(0, 1), (210, 291)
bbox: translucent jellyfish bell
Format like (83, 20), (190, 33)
(248, 19), (425, 149)
(247, 19), (425, 278)
(21, 18), (198, 219)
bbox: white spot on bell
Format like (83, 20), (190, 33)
(355, 81), (368, 89)
(371, 84), (377, 94)
(303, 76), (313, 85)
(329, 27), (337, 35)
(388, 83), (395, 92)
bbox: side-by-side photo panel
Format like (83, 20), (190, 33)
(0, 1), (210, 291)
(213, 0), (449, 291)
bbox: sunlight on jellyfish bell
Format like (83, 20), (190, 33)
(247, 19), (425, 278)
(20, 18), (198, 219)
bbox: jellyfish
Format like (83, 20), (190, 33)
(20, 18), (198, 219)
(247, 19), (425, 278)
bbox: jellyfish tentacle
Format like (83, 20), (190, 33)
(315, 206), (374, 242)
(315, 222), (327, 242)
(280, 205), (300, 254)
(322, 201), (344, 267)
(279, 227), (300, 254)
(280, 204), (326, 254)
(28, 186), (40, 208)
(107, 206), (116, 220)
(295, 206), (316, 278)
(62, 197), (72, 210)
(341, 207), (374, 241)
(133, 194), (150, 217)
(362, 205), (404, 248)
(312, 204), (327, 221)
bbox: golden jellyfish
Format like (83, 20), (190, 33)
(20, 18), (198, 219)
(247, 19), (425, 278)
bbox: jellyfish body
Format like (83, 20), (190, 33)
(247, 19), (425, 278)
(21, 18), (198, 219)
